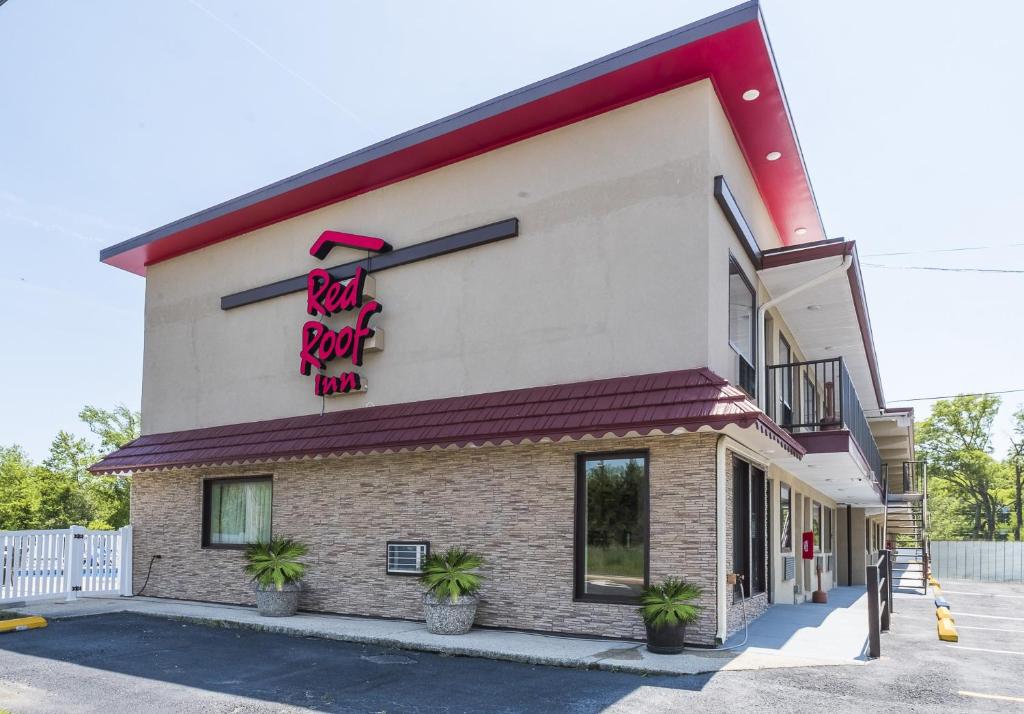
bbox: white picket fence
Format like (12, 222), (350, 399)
(0, 525), (132, 604)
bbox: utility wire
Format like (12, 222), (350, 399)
(864, 242), (1024, 257)
(862, 263), (1024, 274)
(888, 388), (1024, 403)
(186, 0), (368, 131)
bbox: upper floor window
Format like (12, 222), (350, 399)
(777, 335), (793, 425)
(729, 258), (757, 395)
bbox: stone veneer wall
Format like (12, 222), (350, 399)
(726, 592), (769, 637)
(130, 433), (721, 643)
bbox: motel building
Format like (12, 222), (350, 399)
(92, 2), (916, 646)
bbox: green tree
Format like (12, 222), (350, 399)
(78, 404), (140, 452)
(1009, 406), (1024, 542)
(42, 430), (97, 479)
(77, 404), (139, 529)
(917, 395), (1010, 540)
(0, 405), (140, 531)
(0, 446), (37, 529)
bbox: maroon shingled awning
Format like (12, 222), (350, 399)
(89, 368), (803, 474)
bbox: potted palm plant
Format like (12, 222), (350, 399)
(638, 578), (702, 654)
(243, 537), (309, 617)
(419, 546), (484, 635)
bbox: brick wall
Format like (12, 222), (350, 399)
(130, 433), (722, 643)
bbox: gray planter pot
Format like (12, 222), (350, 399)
(254, 582), (302, 617)
(423, 592), (479, 634)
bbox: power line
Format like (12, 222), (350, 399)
(863, 263), (1024, 274)
(888, 388), (1024, 403)
(186, 0), (368, 131)
(864, 242), (1024, 257)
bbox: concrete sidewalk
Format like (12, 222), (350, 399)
(5, 594), (870, 676)
(725, 586), (872, 662)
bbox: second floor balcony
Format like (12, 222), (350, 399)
(765, 356), (884, 501)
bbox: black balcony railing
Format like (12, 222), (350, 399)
(765, 357), (883, 485)
(897, 460), (926, 496)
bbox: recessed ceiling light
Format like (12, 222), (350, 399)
(742, 89), (760, 101)
(766, 151), (782, 161)
(794, 227), (808, 236)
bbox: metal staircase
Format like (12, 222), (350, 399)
(885, 461), (928, 591)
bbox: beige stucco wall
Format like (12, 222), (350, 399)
(141, 81), (742, 435)
(765, 464), (840, 605)
(130, 433), (722, 644)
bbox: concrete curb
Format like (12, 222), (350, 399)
(931, 580), (959, 642)
(7, 598), (868, 676)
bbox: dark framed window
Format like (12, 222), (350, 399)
(779, 483), (793, 553)
(823, 508), (833, 554)
(729, 258), (757, 397)
(812, 501), (822, 550)
(802, 373), (818, 429)
(574, 451), (649, 603)
(733, 458), (767, 597)
(386, 541), (429, 575)
(778, 335), (793, 425)
(202, 476), (272, 548)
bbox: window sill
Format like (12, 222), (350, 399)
(201, 544), (251, 551)
(573, 595), (641, 606)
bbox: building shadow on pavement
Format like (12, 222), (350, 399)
(0, 612), (717, 713)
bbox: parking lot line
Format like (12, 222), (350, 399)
(947, 645), (1024, 656)
(956, 625), (1024, 634)
(952, 612), (1024, 621)
(959, 691), (1024, 703)
(942, 590), (1024, 599)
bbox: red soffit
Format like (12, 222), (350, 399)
(101, 1), (824, 275)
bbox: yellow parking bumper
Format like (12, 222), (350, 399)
(0, 616), (47, 633)
(936, 606), (954, 622)
(938, 618), (959, 642)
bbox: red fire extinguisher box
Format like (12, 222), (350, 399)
(801, 531), (815, 560)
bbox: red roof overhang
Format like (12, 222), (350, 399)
(101, 1), (824, 275)
(89, 368), (804, 474)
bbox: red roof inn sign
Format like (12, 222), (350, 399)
(300, 232), (391, 397)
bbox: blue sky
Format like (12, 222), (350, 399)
(1, 0), (1021, 460)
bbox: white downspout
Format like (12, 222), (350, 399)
(756, 254), (854, 409)
(716, 434), (728, 642)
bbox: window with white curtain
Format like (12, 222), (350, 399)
(202, 477), (272, 547)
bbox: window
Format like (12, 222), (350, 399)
(802, 373), (818, 427)
(778, 335), (793, 425)
(779, 484), (793, 553)
(729, 259), (757, 396)
(202, 477), (272, 548)
(575, 452), (648, 602)
(824, 508), (833, 553)
(387, 541), (429, 575)
(733, 459), (767, 597)
(812, 501), (822, 550)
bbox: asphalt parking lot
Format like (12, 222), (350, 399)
(926, 580), (1024, 706)
(0, 585), (1022, 713)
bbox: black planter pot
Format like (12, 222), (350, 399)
(645, 622), (687, 654)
